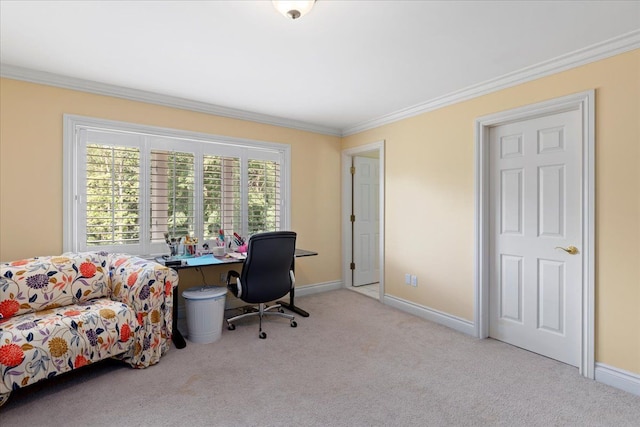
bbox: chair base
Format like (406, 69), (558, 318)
(226, 303), (296, 339)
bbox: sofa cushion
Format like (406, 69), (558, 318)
(0, 252), (110, 319)
(0, 298), (135, 394)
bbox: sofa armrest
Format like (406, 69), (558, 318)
(108, 255), (178, 368)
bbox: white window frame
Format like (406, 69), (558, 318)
(63, 114), (291, 257)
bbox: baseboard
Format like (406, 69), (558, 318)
(296, 280), (343, 297)
(383, 295), (476, 336)
(595, 363), (640, 397)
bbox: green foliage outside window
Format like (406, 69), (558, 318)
(86, 145), (140, 245)
(86, 146), (280, 247)
(248, 159), (280, 235)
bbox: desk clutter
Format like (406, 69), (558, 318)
(215, 229), (248, 253)
(162, 229), (248, 266)
(163, 252), (246, 268)
(164, 232), (198, 257)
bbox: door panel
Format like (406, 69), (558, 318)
(500, 254), (523, 322)
(353, 156), (380, 286)
(489, 110), (581, 367)
(538, 165), (565, 237)
(538, 259), (564, 333)
(501, 168), (523, 235)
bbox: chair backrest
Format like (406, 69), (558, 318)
(239, 231), (297, 304)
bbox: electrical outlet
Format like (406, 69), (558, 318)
(410, 275), (418, 287)
(220, 272), (227, 283)
(405, 273), (411, 285)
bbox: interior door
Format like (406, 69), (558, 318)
(489, 109), (582, 367)
(353, 156), (380, 286)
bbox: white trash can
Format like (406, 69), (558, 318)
(182, 286), (227, 344)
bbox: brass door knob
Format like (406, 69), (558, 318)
(555, 245), (579, 255)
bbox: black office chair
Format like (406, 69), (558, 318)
(225, 231), (298, 339)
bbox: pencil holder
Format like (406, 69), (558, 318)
(168, 242), (179, 256)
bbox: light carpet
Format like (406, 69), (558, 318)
(1, 289), (639, 426)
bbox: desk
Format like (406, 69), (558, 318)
(275, 249), (317, 317)
(156, 248), (317, 348)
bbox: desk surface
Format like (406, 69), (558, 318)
(156, 248), (317, 269)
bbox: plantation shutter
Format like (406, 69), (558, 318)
(67, 116), (290, 257)
(84, 143), (141, 248)
(203, 155), (241, 241)
(150, 150), (195, 243)
(247, 158), (281, 234)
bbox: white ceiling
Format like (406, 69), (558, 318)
(1, 1), (639, 135)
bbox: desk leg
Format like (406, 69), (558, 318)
(172, 288), (186, 349)
(277, 258), (310, 317)
(277, 287), (309, 317)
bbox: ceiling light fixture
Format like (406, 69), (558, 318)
(272, 0), (316, 20)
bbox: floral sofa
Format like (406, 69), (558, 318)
(0, 252), (178, 406)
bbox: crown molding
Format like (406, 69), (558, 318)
(0, 64), (342, 137)
(2, 29), (638, 138)
(342, 30), (640, 136)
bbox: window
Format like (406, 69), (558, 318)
(64, 115), (290, 257)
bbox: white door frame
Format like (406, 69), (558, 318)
(342, 140), (385, 300)
(474, 90), (595, 378)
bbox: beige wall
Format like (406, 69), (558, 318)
(0, 79), (342, 295)
(343, 49), (640, 374)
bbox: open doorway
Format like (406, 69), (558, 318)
(341, 141), (385, 300)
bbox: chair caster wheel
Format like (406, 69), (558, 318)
(291, 320), (297, 328)
(228, 324), (236, 331)
(278, 308), (284, 313)
(259, 331), (267, 339)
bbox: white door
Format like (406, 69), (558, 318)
(489, 110), (582, 367)
(353, 156), (380, 286)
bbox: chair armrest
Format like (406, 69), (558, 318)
(226, 270), (241, 297)
(109, 255), (178, 367)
